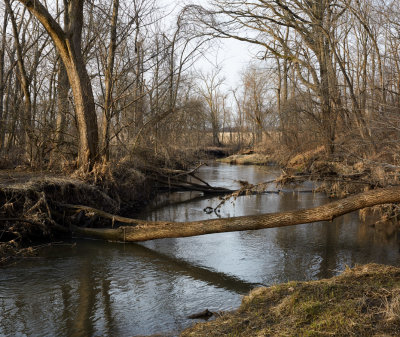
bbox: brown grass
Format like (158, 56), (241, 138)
(217, 153), (274, 165)
(181, 264), (400, 337)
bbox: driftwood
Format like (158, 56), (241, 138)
(70, 186), (400, 242)
(144, 162), (234, 194)
(59, 203), (149, 225)
(154, 177), (233, 194)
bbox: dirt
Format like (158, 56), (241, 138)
(0, 162), (152, 266)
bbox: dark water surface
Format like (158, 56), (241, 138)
(1, 163), (399, 336)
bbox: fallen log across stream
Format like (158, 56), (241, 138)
(69, 186), (400, 242)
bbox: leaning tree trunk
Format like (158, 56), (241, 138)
(69, 186), (400, 242)
(16, 0), (99, 170)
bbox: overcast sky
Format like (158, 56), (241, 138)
(162, 0), (257, 90)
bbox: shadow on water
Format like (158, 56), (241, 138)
(0, 239), (258, 337)
(129, 242), (261, 293)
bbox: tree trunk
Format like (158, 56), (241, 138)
(16, 0), (99, 170)
(0, 8), (8, 152)
(65, 0), (99, 169)
(5, 0), (33, 161)
(101, 0), (119, 161)
(49, 59), (69, 166)
(70, 186), (400, 242)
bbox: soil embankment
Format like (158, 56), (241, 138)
(0, 163), (151, 265)
(181, 264), (400, 336)
(0, 158), (229, 265)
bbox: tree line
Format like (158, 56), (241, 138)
(191, 0), (400, 162)
(1, 0), (400, 171)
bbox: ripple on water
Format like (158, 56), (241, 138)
(1, 163), (400, 336)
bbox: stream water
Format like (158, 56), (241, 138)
(0, 163), (399, 337)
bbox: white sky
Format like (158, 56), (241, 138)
(196, 38), (256, 90)
(161, 0), (256, 90)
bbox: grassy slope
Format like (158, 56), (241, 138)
(181, 264), (400, 337)
(218, 153), (273, 165)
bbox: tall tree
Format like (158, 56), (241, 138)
(100, 0), (119, 161)
(4, 0), (33, 159)
(190, 0), (347, 154)
(15, 0), (99, 169)
(197, 69), (226, 147)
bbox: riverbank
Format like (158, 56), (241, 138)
(217, 152), (275, 165)
(218, 146), (400, 196)
(219, 147), (400, 232)
(181, 263), (400, 336)
(0, 159), (158, 265)
(0, 154), (229, 265)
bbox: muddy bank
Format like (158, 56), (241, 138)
(181, 264), (400, 336)
(0, 158), (232, 265)
(0, 162), (154, 265)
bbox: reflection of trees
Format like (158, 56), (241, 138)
(61, 283), (73, 336)
(101, 278), (116, 336)
(71, 258), (97, 337)
(315, 220), (339, 279)
(130, 242), (258, 294)
(1, 239), (259, 336)
(273, 193), (399, 281)
(271, 193), (341, 280)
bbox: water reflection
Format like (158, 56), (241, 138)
(0, 240), (255, 337)
(0, 163), (399, 336)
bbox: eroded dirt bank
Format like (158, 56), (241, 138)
(0, 162), (153, 265)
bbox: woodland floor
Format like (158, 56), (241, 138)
(0, 170), (63, 186)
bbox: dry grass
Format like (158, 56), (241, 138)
(181, 264), (400, 337)
(286, 146), (326, 171)
(217, 153), (274, 165)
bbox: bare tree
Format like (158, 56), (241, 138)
(197, 68), (227, 147)
(15, 0), (99, 169)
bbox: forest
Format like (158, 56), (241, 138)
(0, 0), (399, 170)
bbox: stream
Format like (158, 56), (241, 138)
(0, 162), (399, 336)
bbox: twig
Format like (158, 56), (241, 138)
(0, 218), (39, 225)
